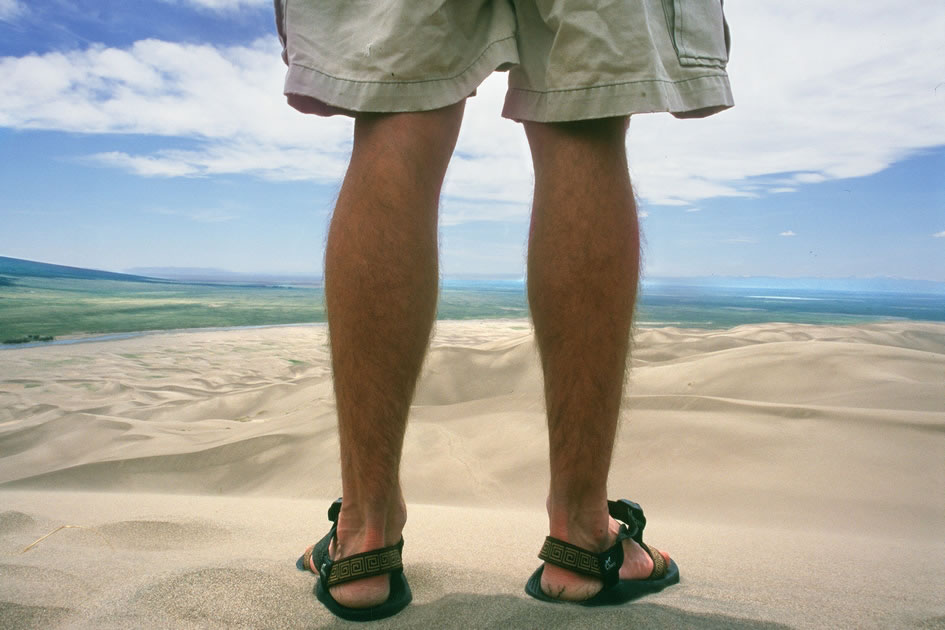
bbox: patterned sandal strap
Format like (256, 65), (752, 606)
(641, 542), (669, 580)
(302, 544), (318, 573)
(538, 535), (625, 589)
(538, 537), (601, 579)
(324, 544), (403, 587)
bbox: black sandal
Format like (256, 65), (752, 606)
(297, 498), (412, 621)
(525, 499), (679, 605)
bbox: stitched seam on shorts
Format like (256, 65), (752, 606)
(507, 74), (726, 96)
(680, 53), (726, 62)
(290, 35), (517, 86)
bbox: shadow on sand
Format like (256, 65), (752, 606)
(314, 593), (795, 629)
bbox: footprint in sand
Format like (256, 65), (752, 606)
(76, 520), (231, 550)
(0, 510), (35, 534)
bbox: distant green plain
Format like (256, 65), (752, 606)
(0, 275), (529, 342)
(5, 271), (943, 344)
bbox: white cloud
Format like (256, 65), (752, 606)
(0, 1), (943, 224)
(780, 230), (797, 237)
(0, 39), (336, 143)
(934, 231), (945, 238)
(161, 0), (269, 11)
(0, 0), (25, 21)
(627, 2), (945, 206)
(441, 200), (528, 227)
(685, 208), (701, 213)
(0, 38), (353, 183)
(94, 151), (201, 177)
(91, 141), (350, 181)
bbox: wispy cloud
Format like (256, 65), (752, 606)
(0, 0), (25, 21)
(934, 231), (945, 238)
(149, 207), (237, 223)
(780, 230), (797, 237)
(441, 200), (528, 227)
(160, 0), (270, 11)
(91, 142), (350, 181)
(0, 2), (943, 223)
(94, 152), (201, 177)
(792, 173), (828, 184)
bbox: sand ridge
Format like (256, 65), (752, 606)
(0, 320), (943, 628)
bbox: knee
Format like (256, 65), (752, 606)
(524, 116), (629, 170)
(524, 116), (628, 142)
(352, 102), (466, 169)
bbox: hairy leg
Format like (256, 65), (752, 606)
(524, 117), (669, 600)
(323, 102), (465, 607)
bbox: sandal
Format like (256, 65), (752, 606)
(297, 498), (412, 621)
(525, 499), (679, 605)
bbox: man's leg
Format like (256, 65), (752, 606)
(323, 102), (465, 608)
(524, 117), (670, 601)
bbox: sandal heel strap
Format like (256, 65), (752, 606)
(538, 536), (624, 588)
(324, 545), (403, 587)
(539, 537), (601, 578)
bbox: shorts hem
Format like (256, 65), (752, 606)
(284, 36), (519, 116)
(502, 74), (734, 122)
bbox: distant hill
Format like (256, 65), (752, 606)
(0, 257), (325, 342)
(0, 256), (163, 283)
(126, 267), (323, 287)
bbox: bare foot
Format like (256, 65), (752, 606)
(540, 515), (671, 601)
(325, 498), (407, 609)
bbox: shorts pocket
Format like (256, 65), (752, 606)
(663, 0), (730, 68)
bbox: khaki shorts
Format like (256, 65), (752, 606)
(275, 0), (733, 122)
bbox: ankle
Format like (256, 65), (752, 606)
(335, 495), (407, 555)
(546, 494), (611, 552)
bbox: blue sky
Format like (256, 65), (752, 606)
(1, 1), (943, 282)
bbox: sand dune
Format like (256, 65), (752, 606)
(0, 320), (943, 628)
